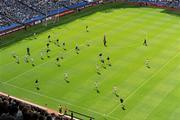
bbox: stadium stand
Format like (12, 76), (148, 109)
(0, 0), (180, 34)
(0, 0), (40, 23)
(0, 0), (90, 34)
(0, 92), (76, 120)
(128, 0), (180, 8)
(0, 15), (14, 28)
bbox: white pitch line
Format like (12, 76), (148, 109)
(1, 9), (177, 119)
(125, 51), (179, 101)
(107, 51), (179, 115)
(4, 40), (140, 84)
(4, 12), (147, 84)
(1, 82), (119, 120)
(0, 11), (157, 67)
(4, 43), (86, 84)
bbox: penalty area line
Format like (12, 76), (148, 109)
(107, 51), (180, 115)
(1, 82), (119, 120)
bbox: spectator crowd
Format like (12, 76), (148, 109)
(0, 0), (84, 28)
(128, 0), (180, 8)
(0, 94), (73, 120)
(0, 0), (180, 32)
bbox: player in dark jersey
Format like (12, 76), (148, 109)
(62, 42), (66, 51)
(35, 79), (40, 90)
(121, 104), (126, 111)
(103, 34), (107, 47)
(107, 56), (111, 66)
(46, 49), (50, 58)
(27, 47), (30, 56)
(99, 53), (106, 69)
(56, 57), (60, 67)
(46, 43), (50, 48)
(48, 35), (51, 42)
(99, 53), (104, 63)
(120, 98), (124, 103)
(86, 25), (89, 32)
(56, 39), (60, 47)
(143, 39), (147, 46)
(75, 45), (80, 54)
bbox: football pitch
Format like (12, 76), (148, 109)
(0, 3), (180, 120)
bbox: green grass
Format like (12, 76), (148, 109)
(0, 3), (180, 120)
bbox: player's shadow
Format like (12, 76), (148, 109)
(97, 72), (101, 75)
(96, 89), (100, 94)
(115, 94), (119, 98)
(65, 80), (70, 83)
